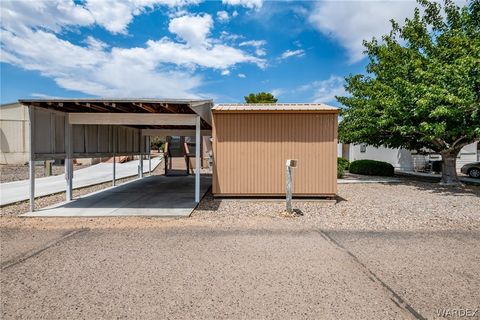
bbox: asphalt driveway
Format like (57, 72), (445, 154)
(2, 221), (479, 319)
(1, 181), (479, 319)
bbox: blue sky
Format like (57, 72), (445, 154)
(0, 0), (441, 105)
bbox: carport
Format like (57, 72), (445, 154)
(19, 98), (213, 215)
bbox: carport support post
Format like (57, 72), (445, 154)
(195, 115), (201, 203)
(112, 129), (116, 186)
(65, 115), (73, 201)
(148, 136), (152, 175)
(28, 106), (35, 212)
(139, 135), (144, 179)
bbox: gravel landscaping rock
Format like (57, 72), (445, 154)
(0, 163), (89, 183)
(192, 178), (480, 232)
(2, 177), (478, 233)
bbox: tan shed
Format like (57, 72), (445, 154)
(212, 103), (339, 197)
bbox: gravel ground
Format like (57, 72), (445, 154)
(1, 177), (478, 232)
(1, 178), (478, 319)
(192, 178), (480, 232)
(0, 163), (89, 183)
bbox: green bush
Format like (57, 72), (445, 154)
(337, 157), (350, 171)
(337, 165), (345, 178)
(349, 160), (395, 176)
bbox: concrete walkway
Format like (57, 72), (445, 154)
(338, 173), (401, 184)
(0, 158), (161, 206)
(23, 175), (211, 217)
(396, 170), (480, 185)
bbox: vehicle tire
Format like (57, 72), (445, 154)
(468, 168), (480, 178)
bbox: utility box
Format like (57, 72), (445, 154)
(212, 104), (339, 197)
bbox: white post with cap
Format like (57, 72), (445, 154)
(195, 115), (201, 203)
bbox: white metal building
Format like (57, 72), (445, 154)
(339, 142), (479, 171)
(0, 102), (30, 164)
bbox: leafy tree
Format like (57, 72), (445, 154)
(337, 0), (480, 184)
(244, 92), (278, 103)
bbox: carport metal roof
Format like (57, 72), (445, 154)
(18, 98), (213, 129)
(20, 98), (213, 212)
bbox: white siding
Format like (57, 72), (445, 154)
(0, 103), (30, 164)
(341, 142), (479, 171)
(348, 144), (414, 170)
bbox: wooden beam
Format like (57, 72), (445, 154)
(133, 102), (156, 113)
(84, 103), (111, 112)
(159, 103), (175, 113)
(68, 113), (197, 126)
(142, 129), (211, 136)
(103, 102), (131, 112)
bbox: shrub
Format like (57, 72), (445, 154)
(337, 165), (345, 178)
(349, 160), (395, 176)
(337, 157), (350, 171)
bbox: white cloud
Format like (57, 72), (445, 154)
(239, 40), (267, 56)
(0, 28), (203, 97)
(220, 31), (244, 42)
(86, 0), (203, 34)
(84, 36), (109, 51)
(299, 75), (345, 104)
(238, 73), (246, 78)
(217, 10), (230, 22)
(309, 0), (429, 63)
(0, 0), (94, 35)
(239, 40), (266, 47)
(145, 38), (265, 69)
(222, 0), (263, 10)
(280, 49), (305, 59)
(0, 0), (201, 36)
(1, 6), (266, 98)
(169, 14), (213, 46)
(270, 88), (283, 98)
(221, 69), (231, 76)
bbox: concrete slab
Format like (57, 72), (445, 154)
(0, 226), (405, 319)
(23, 175), (211, 217)
(396, 170), (480, 185)
(0, 158), (162, 206)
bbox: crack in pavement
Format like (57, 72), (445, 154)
(1, 228), (89, 270)
(317, 230), (426, 320)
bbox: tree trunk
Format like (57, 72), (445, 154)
(440, 149), (461, 185)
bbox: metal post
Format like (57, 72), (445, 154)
(112, 128), (116, 186)
(285, 159), (297, 214)
(65, 115), (73, 201)
(148, 136), (152, 175)
(28, 106), (35, 212)
(139, 135), (144, 178)
(195, 116), (201, 203)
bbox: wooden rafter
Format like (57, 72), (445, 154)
(84, 102), (112, 112)
(103, 102), (131, 112)
(133, 102), (156, 113)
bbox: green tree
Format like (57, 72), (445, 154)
(337, 0), (480, 184)
(244, 92), (278, 103)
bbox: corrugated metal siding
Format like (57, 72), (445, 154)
(213, 112), (337, 196)
(28, 107), (144, 160)
(213, 103), (339, 112)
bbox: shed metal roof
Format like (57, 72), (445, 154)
(213, 103), (339, 112)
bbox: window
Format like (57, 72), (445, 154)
(360, 143), (367, 153)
